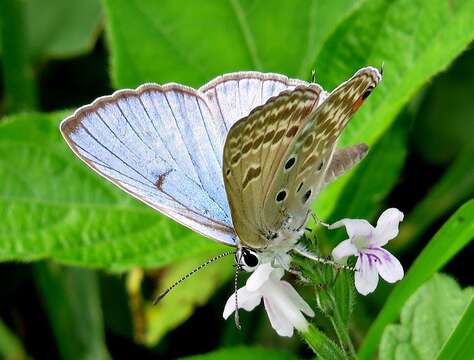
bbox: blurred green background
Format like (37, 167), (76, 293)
(0, 0), (473, 359)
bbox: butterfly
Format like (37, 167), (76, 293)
(60, 67), (381, 295)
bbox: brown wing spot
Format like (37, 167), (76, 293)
(263, 129), (275, 144)
(231, 153), (240, 165)
(252, 135), (264, 149)
(242, 166), (262, 189)
(351, 96), (365, 113)
(242, 141), (253, 154)
(286, 125), (299, 138)
(271, 128), (286, 144)
(155, 169), (173, 190)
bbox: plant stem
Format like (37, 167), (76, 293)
(330, 303), (357, 359)
(299, 324), (346, 360)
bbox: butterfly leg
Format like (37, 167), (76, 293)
(311, 212), (330, 228)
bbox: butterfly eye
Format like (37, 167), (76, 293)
(237, 248), (259, 270)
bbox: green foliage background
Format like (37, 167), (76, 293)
(0, 0), (473, 359)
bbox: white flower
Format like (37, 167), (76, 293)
(330, 208), (405, 295)
(223, 263), (314, 337)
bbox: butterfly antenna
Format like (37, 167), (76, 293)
(380, 61), (385, 77)
(311, 69), (316, 83)
(153, 249), (235, 305)
(294, 245), (356, 272)
(234, 264), (242, 330)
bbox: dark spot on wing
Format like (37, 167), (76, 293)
(297, 182), (303, 192)
(276, 190), (287, 202)
(303, 189), (312, 203)
(362, 85), (375, 99)
(155, 169), (173, 190)
(284, 156), (296, 171)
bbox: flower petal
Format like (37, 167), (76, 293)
(332, 239), (358, 262)
(374, 208), (404, 246)
(354, 253), (379, 295)
(280, 281), (315, 317)
(264, 297), (294, 337)
(246, 263), (277, 291)
(223, 287), (262, 319)
(372, 248), (404, 283)
(329, 218), (374, 239)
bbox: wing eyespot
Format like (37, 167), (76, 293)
(302, 189), (312, 203)
(284, 156), (297, 171)
(362, 85), (375, 100)
(276, 190), (287, 203)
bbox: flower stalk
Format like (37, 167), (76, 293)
(330, 300), (356, 359)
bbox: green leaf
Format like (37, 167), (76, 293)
(25, 0), (103, 61)
(145, 252), (233, 346)
(179, 346), (298, 360)
(34, 262), (111, 360)
(313, 0), (474, 218)
(0, 0), (38, 112)
(103, 0), (364, 88)
(412, 48), (474, 165)
(358, 200), (474, 359)
(333, 271), (354, 326)
(0, 0), (102, 113)
(322, 112), (408, 236)
(101, 0), (472, 223)
(0, 318), (29, 360)
(300, 324), (346, 360)
(395, 142), (474, 252)
(379, 274), (474, 360)
(0, 112), (226, 270)
(436, 295), (474, 360)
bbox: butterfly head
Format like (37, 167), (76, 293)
(235, 247), (260, 272)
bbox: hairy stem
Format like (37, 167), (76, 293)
(330, 302), (357, 359)
(299, 324), (346, 360)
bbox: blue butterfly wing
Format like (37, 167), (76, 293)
(60, 84), (236, 245)
(200, 71), (309, 132)
(61, 73), (310, 247)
